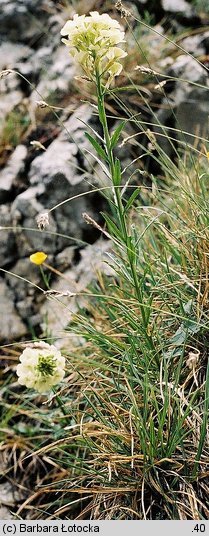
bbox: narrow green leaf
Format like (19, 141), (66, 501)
(102, 212), (123, 241)
(193, 358), (209, 474)
(127, 234), (136, 264)
(113, 158), (121, 186)
(123, 188), (140, 214)
(84, 149), (110, 178)
(97, 98), (105, 124)
(85, 132), (109, 162)
(110, 121), (125, 150)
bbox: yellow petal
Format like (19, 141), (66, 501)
(30, 251), (48, 265)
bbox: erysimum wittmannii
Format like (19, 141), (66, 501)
(60, 11), (126, 87)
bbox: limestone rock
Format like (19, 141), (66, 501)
(161, 0), (198, 22)
(162, 0), (193, 13)
(0, 279), (27, 341)
(40, 239), (114, 347)
(155, 55), (209, 154)
(55, 246), (75, 272)
(29, 105), (101, 250)
(0, 481), (22, 505)
(30, 46), (76, 105)
(29, 104), (96, 188)
(0, 0), (55, 44)
(0, 145), (27, 203)
(0, 205), (17, 267)
(0, 40), (31, 136)
(180, 34), (206, 56)
(29, 140), (78, 187)
(11, 186), (57, 256)
(0, 506), (13, 520)
(0, 42), (32, 71)
(5, 258), (41, 301)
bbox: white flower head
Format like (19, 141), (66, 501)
(16, 342), (65, 393)
(60, 11), (127, 86)
(36, 211), (49, 230)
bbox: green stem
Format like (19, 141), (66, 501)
(39, 265), (50, 290)
(52, 388), (69, 425)
(96, 73), (127, 236)
(95, 73), (154, 349)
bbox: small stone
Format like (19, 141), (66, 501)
(0, 279), (27, 341)
(40, 239), (114, 346)
(0, 481), (22, 505)
(162, 0), (195, 16)
(0, 205), (17, 267)
(0, 145), (27, 203)
(12, 186), (44, 218)
(55, 246), (75, 271)
(0, 506), (14, 519)
(0, 0), (55, 44)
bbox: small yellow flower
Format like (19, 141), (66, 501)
(30, 251), (48, 265)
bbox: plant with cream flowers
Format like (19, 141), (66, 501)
(61, 12), (146, 326)
(60, 11), (127, 87)
(16, 342), (65, 393)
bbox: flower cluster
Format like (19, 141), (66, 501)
(16, 342), (65, 393)
(60, 11), (126, 86)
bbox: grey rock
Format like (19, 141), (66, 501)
(0, 279), (27, 341)
(16, 297), (38, 321)
(75, 239), (115, 286)
(0, 42), (32, 70)
(0, 89), (23, 138)
(20, 216), (57, 255)
(30, 104), (96, 186)
(29, 141), (78, 187)
(29, 105), (100, 250)
(0, 41), (33, 135)
(29, 104), (98, 186)
(11, 186), (58, 255)
(170, 56), (209, 144)
(29, 139), (85, 250)
(168, 55), (207, 84)
(55, 246), (75, 271)
(0, 145), (27, 203)
(0, 0), (55, 44)
(30, 46), (76, 105)
(161, 0), (192, 13)
(0, 481), (23, 505)
(0, 205), (17, 267)
(155, 55), (209, 153)
(40, 272), (78, 345)
(180, 34), (206, 56)
(40, 239), (114, 347)
(201, 31), (209, 54)
(5, 258), (41, 302)
(5, 254), (55, 324)
(16, 46), (52, 83)
(0, 506), (14, 520)
(12, 186), (44, 218)
(162, 0), (195, 16)
(62, 104), (96, 146)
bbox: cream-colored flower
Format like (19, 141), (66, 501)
(16, 342), (65, 393)
(60, 11), (126, 85)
